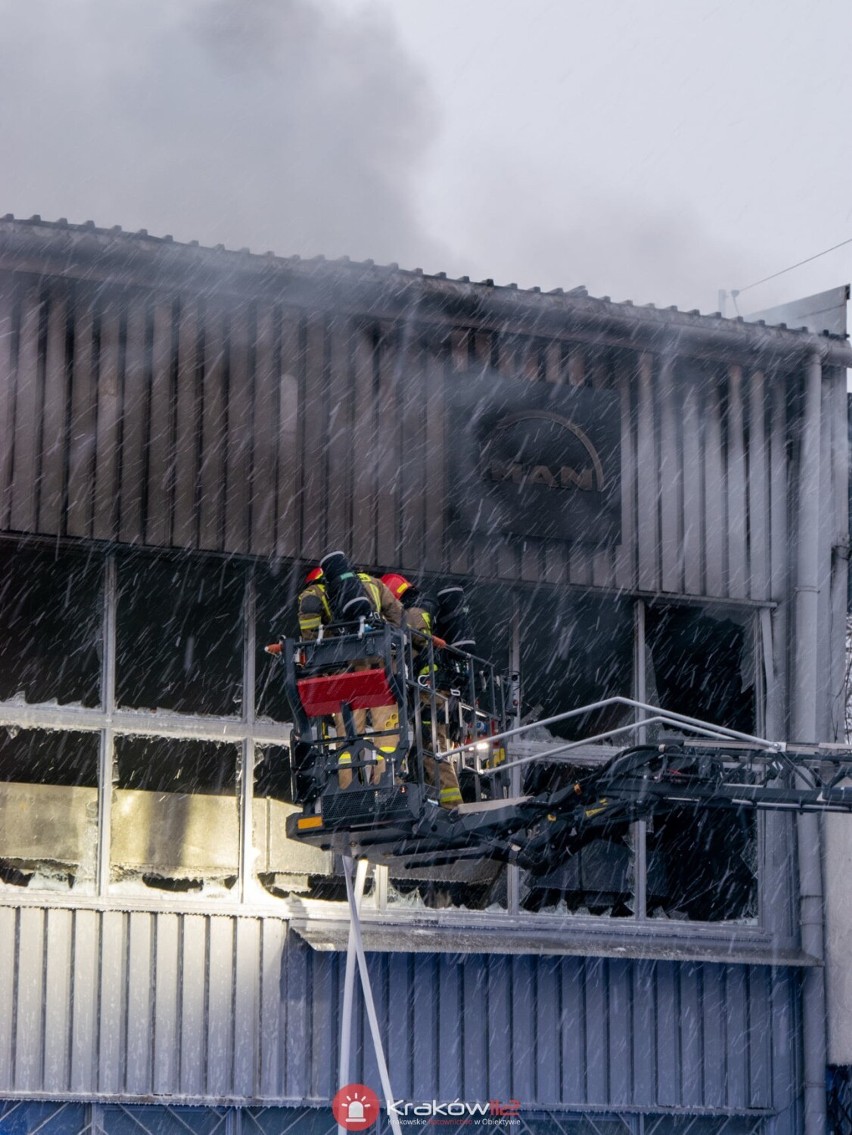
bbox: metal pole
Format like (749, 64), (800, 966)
(339, 856), (369, 1098)
(793, 350), (827, 1135)
(506, 598), (521, 914)
(341, 855), (403, 1135)
(96, 556), (117, 897)
(437, 694), (782, 761)
(477, 713), (750, 776)
(633, 599), (647, 920)
(239, 569), (256, 904)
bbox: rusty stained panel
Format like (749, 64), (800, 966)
(0, 901), (799, 1118)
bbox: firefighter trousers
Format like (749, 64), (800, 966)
(420, 716), (463, 808)
(335, 702), (400, 789)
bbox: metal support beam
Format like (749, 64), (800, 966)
(239, 569), (257, 904)
(506, 599), (521, 915)
(441, 694), (782, 765)
(793, 351), (827, 1135)
(0, 701), (291, 745)
(96, 556), (117, 897)
(633, 600), (647, 921)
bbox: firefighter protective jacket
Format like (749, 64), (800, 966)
(297, 573), (404, 639)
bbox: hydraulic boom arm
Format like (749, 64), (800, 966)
(270, 626), (852, 871)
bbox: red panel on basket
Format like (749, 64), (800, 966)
(297, 669), (396, 717)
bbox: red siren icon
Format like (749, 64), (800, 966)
(332, 1083), (380, 1130)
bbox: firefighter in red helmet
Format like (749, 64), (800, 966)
(298, 560), (403, 788)
(381, 573), (463, 808)
(297, 565), (329, 638)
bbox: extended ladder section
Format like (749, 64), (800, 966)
(274, 630), (852, 870)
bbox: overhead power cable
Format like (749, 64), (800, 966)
(733, 235), (852, 298)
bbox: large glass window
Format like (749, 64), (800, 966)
(0, 543), (765, 927)
(646, 807), (757, 922)
(0, 543), (102, 706)
(111, 737), (239, 892)
(470, 583), (635, 739)
(117, 555), (243, 715)
(642, 602), (758, 922)
(0, 728), (98, 893)
(101, 1105), (228, 1135)
(645, 604), (756, 733)
(253, 741), (333, 898)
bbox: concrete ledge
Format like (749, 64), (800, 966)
(288, 902), (814, 965)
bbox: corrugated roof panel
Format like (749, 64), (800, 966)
(1, 214), (848, 348)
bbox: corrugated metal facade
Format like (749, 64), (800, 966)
(1, 218), (850, 1133)
(0, 903), (796, 1120)
(0, 223), (847, 610)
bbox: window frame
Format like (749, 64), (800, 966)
(0, 543), (785, 955)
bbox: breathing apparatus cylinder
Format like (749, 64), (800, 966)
(405, 587), (439, 628)
(436, 585), (475, 650)
(319, 550), (373, 621)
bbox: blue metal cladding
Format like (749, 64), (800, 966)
(0, 904), (798, 1124)
(347, 950), (789, 1114)
(0, 1099), (771, 1133)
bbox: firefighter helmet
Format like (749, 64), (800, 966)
(381, 573), (413, 600)
(305, 566), (323, 585)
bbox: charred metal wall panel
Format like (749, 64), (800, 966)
(0, 230), (844, 611)
(0, 902), (799, 1121)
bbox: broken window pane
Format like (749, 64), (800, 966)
(0, 728), (98, 892)
(116, 555), (243, 715)
(385, 856), (508, 912)
(518, 756), (635, 916)
(468, 585), (634, 917)
(645, 605), (756, 733)
(0, 543), (102, 706)
(469, 583), (634, 739)
(111, 736), (238, 893)
(646, 807), (757, 922)
(644, 603), (758, 922)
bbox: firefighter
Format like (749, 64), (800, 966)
(381, 573), (463, 808)
(298, 562), (404, 788)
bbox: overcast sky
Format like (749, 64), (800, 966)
(2, 0), (851, 316)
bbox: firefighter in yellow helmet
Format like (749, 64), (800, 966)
(298, 561), (403, 788)
(381, 573), (463, 809)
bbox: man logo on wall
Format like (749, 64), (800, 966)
(483, 409), (607, 494)
(446, 372), (621, 545)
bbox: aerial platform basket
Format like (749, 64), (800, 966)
(272, 618), (511, 839)
(296, 667), (397, 718)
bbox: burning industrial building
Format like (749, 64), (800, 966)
(0, 214), (850, 1134)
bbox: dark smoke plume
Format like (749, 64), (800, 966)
(0, 0), (444, 266)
